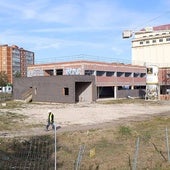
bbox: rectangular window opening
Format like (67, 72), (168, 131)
(159, 38), (163, 42)
(152, 39), (156, 43)
(63, 87), (69, 95)
(56, 69), (63, 75)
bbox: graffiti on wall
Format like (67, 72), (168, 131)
(65, 68), (81, 75)
(146, 85), (158, 100)
(27, 69), (44, 77)
(145, 65), (159, 100)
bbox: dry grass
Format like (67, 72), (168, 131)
(0, 100), (25, 109)
(97, 98), (163, 105)
(0, 111), (28, 131)
(55, 115), (170, 169)
(1, 100), (170, 169)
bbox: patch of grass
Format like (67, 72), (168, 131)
(97, 98), (163, 105)
(142, 130), (152, 140)
(0, 100), (25, 109)
(96, 137), (110, 148)
(118, 126), (132, 137)
(0, 111), (28, 130)
(134, 116), (170, 134)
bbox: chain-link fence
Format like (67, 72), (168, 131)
(1, 127), (170, 170)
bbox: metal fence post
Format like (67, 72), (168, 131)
(54, 123), (57, 170)
(132, 137), (140, 170)
(165, 127), (170, 162)
(75, 145), (85, 170)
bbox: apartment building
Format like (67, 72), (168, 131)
(132, 24), (170, 67)
(0, 44), (34, 83)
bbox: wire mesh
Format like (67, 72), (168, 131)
(1, 128), (170, 169)
(0, 136), (54, 170)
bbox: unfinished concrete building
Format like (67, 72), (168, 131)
(12, 60), (146, 103)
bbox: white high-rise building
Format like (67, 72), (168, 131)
(132, 24), (170, 67)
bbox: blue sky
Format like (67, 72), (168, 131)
(0, 0), (170, 64)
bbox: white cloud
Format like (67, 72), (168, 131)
(0, 29), (107, 52)
(0, 0), (169, 63)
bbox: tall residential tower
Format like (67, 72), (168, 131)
(0, 44), (34, 83)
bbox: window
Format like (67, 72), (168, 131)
(45, 70), (53, 76)
(56, 69), (63, 75)
(63, 87), (69, 95)
(159, 39), (163, 42)
(139, 41), (143, 45)
(134, 73), (140, 77)
(152, 39), (156, 43)
(167, 74), (170, 78)
(147, 68), (153, 74)
(106, 71), (114, 77)
(125, 72), (132, 77)
(146, 40), (150, 44)
(166, 38), (170, 42)
(117, 72), (124, 77)
(96, 71), (105, 76)
(140, 73), (146, 78)
(85, 70), (94, 75)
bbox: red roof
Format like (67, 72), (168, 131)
(153, 24), (170, 31)
(141, 24), (170, 31)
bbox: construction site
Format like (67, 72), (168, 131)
(1, 24), (170, 169)
(1, 100), (170, 169)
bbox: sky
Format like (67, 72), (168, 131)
(0, 0), (170, 64)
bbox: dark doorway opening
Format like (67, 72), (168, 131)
(97, 86), (114, 98)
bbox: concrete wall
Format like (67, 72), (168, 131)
(13, 77), (33, 100)
(117, 89), (145, 99)
(13, 75), (96, 103)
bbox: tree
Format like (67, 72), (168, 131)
(14, 71), (21, 78)
(0, 71), (8, 86)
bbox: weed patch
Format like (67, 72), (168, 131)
(0, 111), (28, 130)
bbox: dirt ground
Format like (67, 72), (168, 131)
(1, 99), (170, 137)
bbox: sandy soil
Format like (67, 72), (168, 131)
(1, 100), (170, 137)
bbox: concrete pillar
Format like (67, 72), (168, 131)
(114, 86), (117, 99)
(131, 86), (134, 89)
(53, 69), (56, 76)
(94, 70), (96, 76)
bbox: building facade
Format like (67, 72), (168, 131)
(132, 24), (170, 67)
(13, 75), (96, 103)
(0, 44), (34, 83)
(26, 60), (146, 100)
